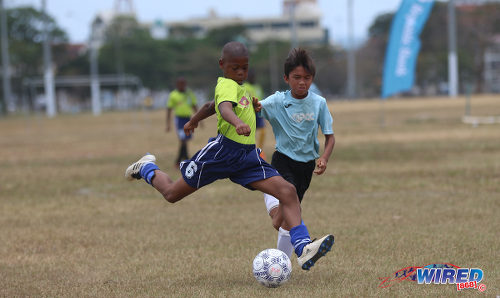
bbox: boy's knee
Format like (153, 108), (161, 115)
(278, 183), (298, 204)
(162, 192), (181, 203)
(271, 216), (282, 231)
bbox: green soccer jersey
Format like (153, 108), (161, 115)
(214, 77), (256, 145)
(167, 89), (197, 117)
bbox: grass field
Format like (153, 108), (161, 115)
(1, 95), (499, 297)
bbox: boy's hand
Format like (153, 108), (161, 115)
(252, 97), (262, 113)
(314, 157), (328, 175)
(184, 120), (198, 136)
(235, 123), (251, 136)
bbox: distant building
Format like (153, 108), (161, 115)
(90, 0), (137, 47)
(148, 0), (328, 45)
(150, 19), (168, 40)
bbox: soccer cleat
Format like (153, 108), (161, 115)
(297, 234), (334, 270)
(124, 154), (156, 181)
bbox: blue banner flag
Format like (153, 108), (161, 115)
(381, 0), (435, 98)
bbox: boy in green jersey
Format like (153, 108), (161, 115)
(125, 41), (333, 270)
(166, 77), (198, 165)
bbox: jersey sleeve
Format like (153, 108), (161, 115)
(318, 99), (334, 135)
(259, 92), (280, 120)
(215, 80), (239, 107)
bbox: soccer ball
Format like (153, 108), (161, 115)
(252, 248), (292, 288)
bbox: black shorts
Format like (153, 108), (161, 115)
(271, 151), (315, 202)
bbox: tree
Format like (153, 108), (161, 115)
(2, 6), (67, 109)
(355, 13), (393, 97)
(357, 2), (500, 97)
(456, 3), (500, 92)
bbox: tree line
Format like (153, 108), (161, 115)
(1, 2), (499, 114)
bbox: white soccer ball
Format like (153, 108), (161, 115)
(252, 248), (292, 288)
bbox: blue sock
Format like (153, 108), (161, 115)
(290, 223), (311, 257)
(140, 163), (159, 185)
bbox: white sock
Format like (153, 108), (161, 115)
(277, 227), (293, 259)
(264, 193), (280, 215)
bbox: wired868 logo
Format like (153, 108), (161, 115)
(379, 263), (487, 292)
(417, 267), (485, 292)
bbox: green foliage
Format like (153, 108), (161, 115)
(204, 24), (247, 48)
(0, 6), (68, 111)
(3, 2), (500, 105)
(5, 6), (67, 77)
(358, 2), (500, 96)
(99, 21), (246, 91)
(368, 13), (393, 39)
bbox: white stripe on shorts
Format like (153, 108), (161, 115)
(255, 149), (266, 179)
(197, 162), (206, 189)
(195, 135), (221, 162)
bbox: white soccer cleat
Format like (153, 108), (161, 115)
(124, 154), (156, 181)
(297, 234), (334, 270)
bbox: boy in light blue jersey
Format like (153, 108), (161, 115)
(125, 42), (334, 271)
(257, 48), (335, 258)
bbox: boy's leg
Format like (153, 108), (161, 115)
(252, 176), (334, 270)
(251, 176), (301, 229)
(264, 194), (294, 258)
(175, 117), (191, 163)
(277, 227), (293, 259)
(264, 193), (293, 258)
(151, 170), (197, 203)
(264, 193), (282, 230)
(177, 140), (188, 164)
(125, 154), (196, 203)
(181, 141), (189, 160)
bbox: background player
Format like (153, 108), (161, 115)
(166, 77), (198, 166)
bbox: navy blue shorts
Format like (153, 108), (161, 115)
(175, 116), (192, 141)
(180, 134), (280, 189)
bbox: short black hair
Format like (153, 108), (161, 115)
(221, 41), (249, 60)
(284, 48), (316, 78)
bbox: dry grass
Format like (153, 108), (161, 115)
(1, 95), (499, 297)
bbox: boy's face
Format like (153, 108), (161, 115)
(219, 55), (249, 85)
(284, 66), (313, 99)
(176, 79), (186, 92)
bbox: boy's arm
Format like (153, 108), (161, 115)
(218, 101), (251, 136)
(252, 97), (262, 113)
(184, 101), (215, 136)
(314, 134), (335, 175)
(166, 108), (172, 132)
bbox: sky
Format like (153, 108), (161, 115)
(7, 0), (403, 45)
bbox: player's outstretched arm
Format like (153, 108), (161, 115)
(314, 134), (335, 175)
(252, 97), (262, 113)
(184, 101), (216, 136)
(219, 101), (251, 136)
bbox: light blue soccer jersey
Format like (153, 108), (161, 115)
(260, 90), (333, 162)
